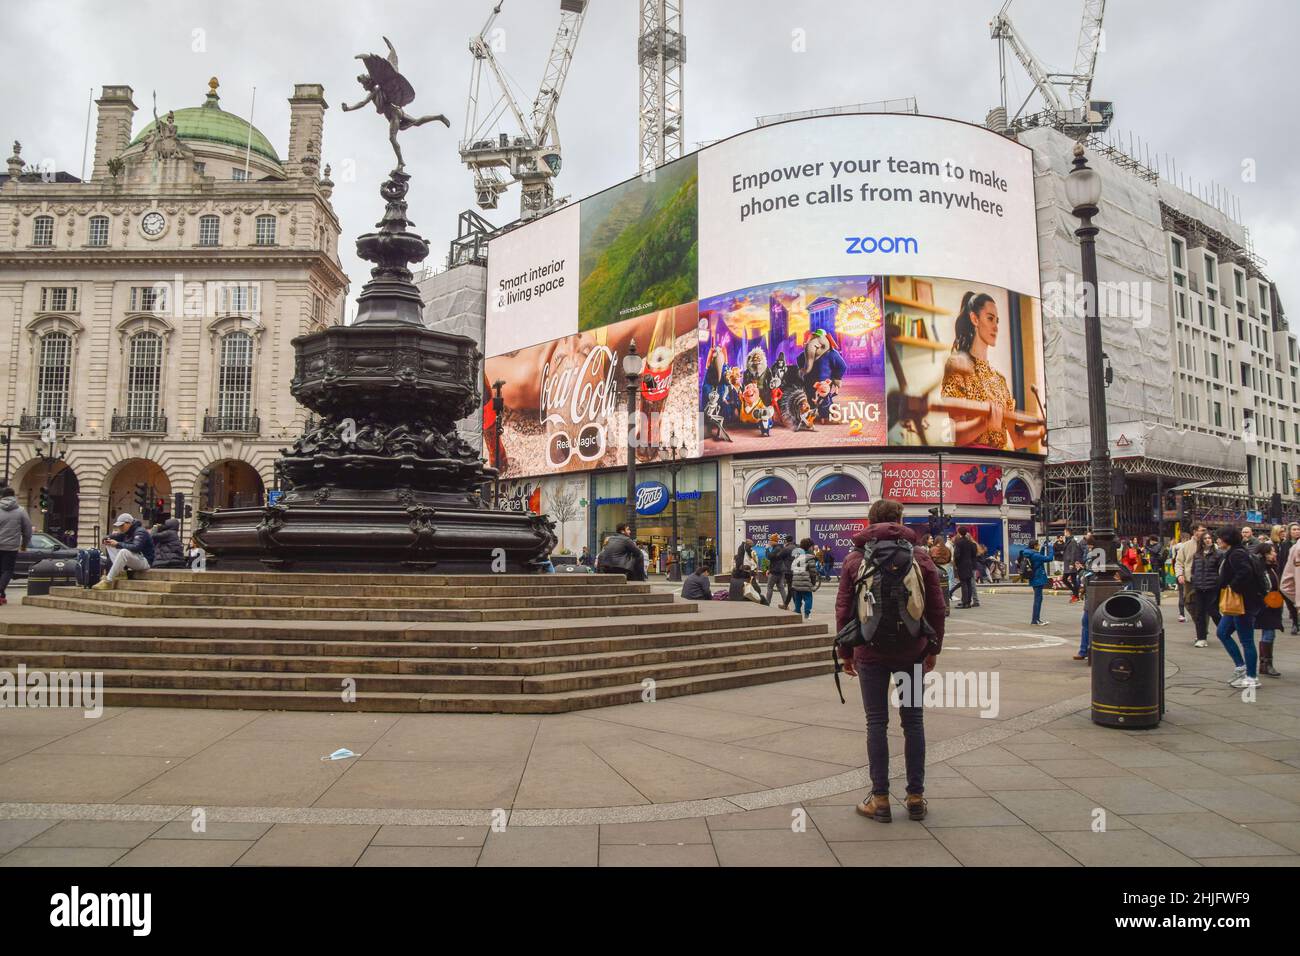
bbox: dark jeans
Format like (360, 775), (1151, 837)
(0, 550), (15, 597)
(764, 572), (790, 607)
(958, 575), (976, 607)
(1064, 569), (1080, 598)
(1191, 589), (1221, 643)
(1032, 585), (1045, 623)
(858, 659), (925, 796)
(1216, 613), (1257, 678)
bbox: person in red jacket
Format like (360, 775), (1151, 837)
(836, 498), (947, 823)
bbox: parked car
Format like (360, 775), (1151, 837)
(15, 532), (80, 577)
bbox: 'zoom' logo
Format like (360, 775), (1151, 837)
(844, 235), (919, 254)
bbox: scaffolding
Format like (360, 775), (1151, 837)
(755, 97), (918, 127)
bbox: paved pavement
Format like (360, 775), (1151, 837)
(1, 585), (1297, 866)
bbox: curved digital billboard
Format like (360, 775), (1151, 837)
(484, 113), (1043, 478)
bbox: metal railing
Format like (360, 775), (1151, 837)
(19, 413), (75, 433)
(203, 414), (260, 435)
(111, 413), (167, 434)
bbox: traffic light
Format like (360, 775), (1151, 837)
(38, 486), (50, 512)
(134, 482), (149, 513)
(184, 504), (193, 519)
(200, 469), (215, 508)
(155, 497), (166, 518)
(174, 492), (184, 520)
(927, 507), (941, 536)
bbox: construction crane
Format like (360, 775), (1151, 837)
(461, 0), (588, 221)
(638, 0), (685, 174)
(990, 0), (1111, 138)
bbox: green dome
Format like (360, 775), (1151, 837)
(129, 83), (281, 165)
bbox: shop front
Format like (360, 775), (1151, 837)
(591, 460), (720, 574)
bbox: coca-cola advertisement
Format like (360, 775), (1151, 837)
(484, 304), (699, 477)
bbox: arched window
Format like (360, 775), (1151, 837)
(36, 331), (72, 424)
(254, 214), (276, 245)
(215, 332), (254, 430)
(32, 215), (54, 246)
(198, 214), (220, 246)
(88, 215), (110, 247)
(124, 331), (163, 428)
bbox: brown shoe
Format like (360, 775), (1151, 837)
(855, 793), (891, 822)
(1260, 643), (1281, 678)
(905, 793), (927, 821)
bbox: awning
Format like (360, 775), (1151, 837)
(1167, 479), (1227, 492)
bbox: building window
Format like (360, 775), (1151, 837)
(216, 332), (253, 426)
(129, 286), (168, 313)
(232, 168), (249, 182)
(194, 161), (206, 175)
(32, 215), (54, 246)
(88, 216), (109, 247)
(1170, 237), (1184, 270)
(1204, 254), (1215, 284)
(254, 215), (277, 246)
(36, 331), (72, 422)
(1210, 353), (1219, 378)
(126, 331), (163, 421)
(39, 287), (78, 312)
(1213, 402), (1222, 428)
(198, 214), (220, 246)
(218, 282), (260, 314)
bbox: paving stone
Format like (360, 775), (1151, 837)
(235, 824), (378, 866)
(1198, 855), (1300, 867)
(1058, 777), (1206, 815)
(0, 754), (174, 803)
(830, 840), (960, 866)
(36, 708), (260, 758)
(1126, 812), (1295, 858)
(1001, 743), (1089, 761)
(599, 843), (718, 866)
(706, 804), (805, 830)
(1240, 822), (1300, 853)
(27, 820), (164, 848)
(919, 797), (1023, 828)
(930, 825), (1079, 866)
(151, 821), (273, 841)
(479, 825), (598, 867)
(807, 804), (936, 842)
(372, 825), (489, 847)
(1236, 773), (1300, 804)
(113, 839), (253, 866)
(356, 846), (480, 866)
(1184, 751), (1299, 775)
(955, 764), (1067, 791)
(710, 829), (838, 867)
(1090, 747), (1203, 769)
(987, 790), (1135, 832)
(0, 847), (127, 866)
(314, 759), (523, 810)
(1030, 758), (1133, 778)
(946, 745), (1028, 767)
(1171, 788), (1300, 824)
(1042, 829), (1196, 866)
(599, 818), (712, 845)
(0, 819), (59, 854)
(512, 743), (650, 809)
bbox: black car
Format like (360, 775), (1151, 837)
(15, 532), (80, 577)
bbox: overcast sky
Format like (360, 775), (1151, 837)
(3, 0), (1297, 312)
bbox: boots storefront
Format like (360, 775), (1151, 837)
(591, 461), (720, 574)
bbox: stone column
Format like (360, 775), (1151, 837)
(91, 86), (136, 181)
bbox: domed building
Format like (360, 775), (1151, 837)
(0, 77), (348, 544)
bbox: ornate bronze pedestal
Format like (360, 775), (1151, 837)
(196, 170), (555, 572)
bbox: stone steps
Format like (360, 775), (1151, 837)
(13, 569), (832, 713)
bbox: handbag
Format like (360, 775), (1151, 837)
(1264, 590), (1284, 609)
(1219, 586), (1245, 616)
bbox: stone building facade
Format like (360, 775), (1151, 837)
(0, 78), (347, 544)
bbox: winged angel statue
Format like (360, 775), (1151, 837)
(342, 36), (449, 170)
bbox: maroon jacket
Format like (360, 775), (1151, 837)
(835, 522), (946, 668)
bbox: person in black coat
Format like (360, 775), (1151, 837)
(680, 568), (712, 601)
(151, 518), (185, 568)
(1215, 526), (1262, 686)
(1252, 541), (1283, 677)
(1188, 531), (1222, 648)
(952, 527), (980, 609)
(596, 525), (647, 581)
(763, 534), (794, 608)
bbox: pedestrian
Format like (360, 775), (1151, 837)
(1120, 538), (1140, 572)
(1021, 538), (1055, 626)
(151, 517), (185, 568)
(1173, 525), (1205, 624)
(952, 526), (979, 608)
(1188, 529), (1222, 648)
(0, 486), (33, 606)
(679, 565), (712, 601)
(836, 498), (945, 824)
(764, 534), (794, 608)
(789, 537), (817, 620)
(92, 513), (154, 590)
(1241, 525), (1254, 544)
(928, 534), (953, 609)
(1281, 523), (1300, 635)
(1060, 528), (1084, 604)
(579, 545), (593, 568)
(1281, 526), (1300, 641)
(1253, 540), (1283, 678)
(595, 523), (647, 581)
(1145, 536), (1166, 586)
(1215, 526), (1262, 689)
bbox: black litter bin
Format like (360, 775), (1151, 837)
(1091, 590), (1164, 728)
(26, 557), (80, 597)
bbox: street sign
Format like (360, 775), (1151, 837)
(1246, 510), (1263, 523)
(267, 490), (285, 506)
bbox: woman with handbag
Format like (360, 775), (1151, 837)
(1216, 526), (1262, 689)
(1188, 531), (1222, 648)
(1253, 541), (1283, 678)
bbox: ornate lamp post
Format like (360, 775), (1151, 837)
(1066, 143), (1115, 574)
(33, 425), (68, 533)
(622, 340), (643, 538)
(491, 379), (505, 509)
(664, 427), (688, 582)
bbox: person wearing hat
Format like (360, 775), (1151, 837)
(92, 513), (155, 590)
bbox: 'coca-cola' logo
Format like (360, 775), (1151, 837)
(540, 344), (619, 429)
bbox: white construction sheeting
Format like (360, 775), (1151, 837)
(417, 263), (488, 454)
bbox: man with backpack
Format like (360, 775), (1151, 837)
(835, 498), (946, 824)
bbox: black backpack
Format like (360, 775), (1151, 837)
(832, 541), (934, 702)
(1019, 553), (1034, 579)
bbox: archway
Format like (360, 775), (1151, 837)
(107, 458), (172, 527)
(16, 460), (80, 543)
(200, 459), (265, 510)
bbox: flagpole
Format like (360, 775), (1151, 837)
(243, 87), (257, 179)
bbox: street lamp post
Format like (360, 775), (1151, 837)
(622, 340), (643, 539)
(491, 379), (505, 509)
(33, 428), (68, 534)
(1066, 143), (1116, 574)
(664, 428), (687, 582)
(0, 422), (14, 485)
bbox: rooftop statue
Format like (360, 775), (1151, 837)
(342, 36), (449, 170)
